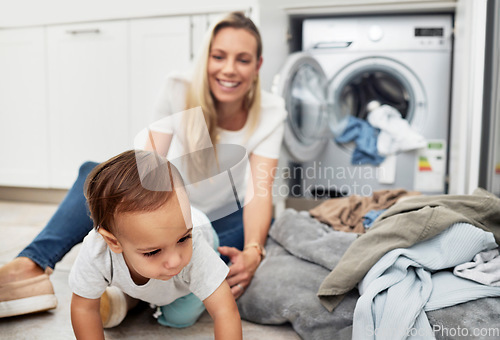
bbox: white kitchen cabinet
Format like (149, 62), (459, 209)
(0, 28), (50, 188)
(129, 16), (192, 136)
(191, 13), (226, 60)
(47, 21), (130, 188)
(191, 14), (210, 63)
(0, 13), (220, 190)
(130, 13), (225, 136)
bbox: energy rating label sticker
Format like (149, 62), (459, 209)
(414, 140), (446, 192)
(418, 156), (433, 172)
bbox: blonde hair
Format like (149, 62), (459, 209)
(182, 11), (262, 181)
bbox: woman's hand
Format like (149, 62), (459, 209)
(218, 246), (262, 299)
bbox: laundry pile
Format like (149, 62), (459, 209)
(335, 101), (426, 165)
(309, 188), (419, 233)
(238, 188), (500, 340)
(352, 222), (500, 340)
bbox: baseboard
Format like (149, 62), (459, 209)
(0, 186), (68, 204)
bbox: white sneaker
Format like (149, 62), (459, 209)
(100, 287), (130, 328)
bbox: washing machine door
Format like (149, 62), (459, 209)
(273, 52), (329, 162)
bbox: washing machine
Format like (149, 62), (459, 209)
(273, 14), (453, 200)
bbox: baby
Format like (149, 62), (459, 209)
(69, 150), (241, 340)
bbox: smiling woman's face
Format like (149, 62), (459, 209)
(207, 27), (262, 108)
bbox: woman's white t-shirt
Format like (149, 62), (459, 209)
(137, 73), (287, 220)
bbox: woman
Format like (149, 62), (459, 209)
(0, 11), (286, 318)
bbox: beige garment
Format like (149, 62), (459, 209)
(309, 189), (420, 233)
(317, 188), (500, 312)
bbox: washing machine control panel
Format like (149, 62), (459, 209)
(303, 15), (452, 51)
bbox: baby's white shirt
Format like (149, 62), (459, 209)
(68, 207), (228, 305)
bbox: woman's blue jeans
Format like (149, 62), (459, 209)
(18, 161), (245, 270)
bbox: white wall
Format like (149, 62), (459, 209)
(0, 0), (255, 27)
(256, 1), (289, 91)
(448, 0), (488, 194)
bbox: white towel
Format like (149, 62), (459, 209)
(454, 248), (500, 287)
(367, 104), (426, 155)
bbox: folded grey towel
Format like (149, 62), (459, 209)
(237, 238), (358, 340)
(269, 209), (358, 270)
(238, 209), (358, 339)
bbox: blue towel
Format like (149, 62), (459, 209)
(335, 116), (385, 165)
(363, 209), (386, 229)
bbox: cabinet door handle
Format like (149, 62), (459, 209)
(65, 29), (101, 35)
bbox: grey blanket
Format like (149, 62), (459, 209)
(238, 209), (500, 340)
(237, 209), (358, 339)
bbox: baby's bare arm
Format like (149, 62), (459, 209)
(71, 293), (104, 340)
(204, 281), (242, 340)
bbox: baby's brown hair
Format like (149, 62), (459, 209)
(84, 150), (185, 233)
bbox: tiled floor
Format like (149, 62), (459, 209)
(0, 201), (300, 339)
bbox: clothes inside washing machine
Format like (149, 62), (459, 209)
(339, 71), (409, 121)
(333, 69), (427, 166)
